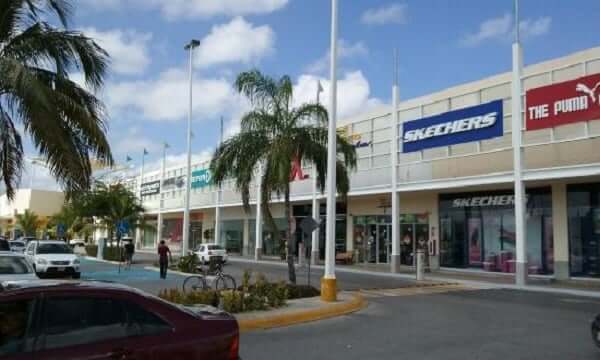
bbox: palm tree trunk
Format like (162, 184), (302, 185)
(285, 186), (296, 284)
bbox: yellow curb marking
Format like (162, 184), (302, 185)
(237, 293), (367, 333)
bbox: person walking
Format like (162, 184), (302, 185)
(124, 240), (135, 270)
(158, 240), (171, 279)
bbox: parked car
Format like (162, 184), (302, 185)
(16, 236), (36, 244)
(0, 238), (10, 252)
(8, 241), (26, 253)
(592, 314), (600, 348)
(0, 253), (37, 281)
(0, 280), (240, 359)
(194, 244), (229, 264)
(24, 241), (80, 279)
(68, 239), (87, 255)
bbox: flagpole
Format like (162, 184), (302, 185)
(512, 0), (527, 286)
(390, 49), (401, 273)
(215, 116), (224, 247)
(322, 0), (338, 302)
(137, 149), (147, 249)
(157, 142), (168, 249)
(183, 39), (200, 256)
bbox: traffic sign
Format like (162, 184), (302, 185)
(299, 217), (320, 235)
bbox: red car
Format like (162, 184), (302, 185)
(0, 280), (239, 359)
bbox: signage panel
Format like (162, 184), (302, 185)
(140, 180), (160, 196)
(191, 169), (212, 189)
(402, 100), (503, 153)
(526, 73), (600, 130)
(162, 175), (185, 191)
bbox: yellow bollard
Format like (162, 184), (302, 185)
(320, 277), (337, 302)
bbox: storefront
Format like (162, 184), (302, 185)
(142, 219), (157, 249)
(439, 189), (553, 274)
(568, 183), (600, 277)
(220, 220), (243, 255)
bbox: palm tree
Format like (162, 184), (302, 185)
(15, 209), (39, 237)
(210, 70), (357, 284)
(76, 182), (147, 248)
(0, 0), (113, 199)
(50, 201), (94, 241)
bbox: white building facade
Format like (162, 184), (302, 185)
(133, 47), (600, 281)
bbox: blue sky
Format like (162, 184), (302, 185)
(24, 0), (600, 188)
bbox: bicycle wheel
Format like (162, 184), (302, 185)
(183, 275), (207, 293)
(214, 275), (237, 290)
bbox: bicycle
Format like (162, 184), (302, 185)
(182, 259), (236, 292)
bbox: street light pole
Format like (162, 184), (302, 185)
(182, 39), (200, 256)
(157, 142), (169, 249)
(311, 81), (324, 265)
(322, 0), (338, 302)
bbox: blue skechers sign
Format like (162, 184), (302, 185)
(402, 99), (503, 153)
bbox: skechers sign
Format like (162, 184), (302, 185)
(402, 100), (503, 153)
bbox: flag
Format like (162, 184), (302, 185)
(143, 148), (149, 155)
(317, 80), (324, 94)
(126, 155), (132, 162)
(164, 142), (170, 149)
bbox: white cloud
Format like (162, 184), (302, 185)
(80, 0), (288, 20)
(155, 0), (288, 20)
(21, 158), (60, 191)
(81, 27), (152, 75)
(306, 40), (369, 74)
(361, 3), (408, 25)
(294, 71), (383, 120)
(461, 14), (551, 47)
(113, 129), (161, 156)
(142, 149), (214, 173)
(106, 68), (247, 122)
(196, 17), (275, 68)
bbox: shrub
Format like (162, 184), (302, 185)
(177, 254), (199, 274)
(158, 288), (219, 307)
(267, 281), (288, 308)
(85, 245), (98, 257)
(221, 290), (244, 313)
(103, 246), (122, 262)
(286, 284), (320, 299)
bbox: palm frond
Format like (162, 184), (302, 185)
(0, 106), (23, 199)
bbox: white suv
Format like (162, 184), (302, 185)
(24, 241), (80, 279)
(193, 244), (228, 264)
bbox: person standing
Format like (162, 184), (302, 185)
(157, 240), (171, 279)
(124, 240), (135, 270)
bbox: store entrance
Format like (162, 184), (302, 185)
(367, 224), (391, 264)
(400, 218), (430, 266)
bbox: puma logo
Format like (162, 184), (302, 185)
(575, 81), (600, 105)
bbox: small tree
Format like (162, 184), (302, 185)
(15, 210), (40, 237)
(210, 70), (356, 284)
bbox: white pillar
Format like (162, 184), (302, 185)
(390, 51), (401, 273)
(512, 39), (527, 286)
(311, 160), (320, 265)
(322, 0), (338, 302)
(255, 163), (263, 260)
(214, 201), (221, 245)
(552, 183), (569, 280)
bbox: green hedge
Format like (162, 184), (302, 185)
(103, 246), (123, 262)
(85, 245), (98, 257)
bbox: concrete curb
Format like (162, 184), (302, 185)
(236, 293), (367, 332)
(84, 256), (122, 265)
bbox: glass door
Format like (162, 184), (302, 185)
(400, 224), (415, 266)
(377, 224), (391, 264)
(367, 224), (377, 263)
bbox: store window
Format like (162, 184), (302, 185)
(220, 220), (243, 254)
(162, 218), (182, 252)
(439, 189), (553, 274)
(142, 220), (157, 249)
(568, 183), (600, 277)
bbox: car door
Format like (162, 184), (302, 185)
(35, 293), (151, 360)
(0, 294), (39, 360)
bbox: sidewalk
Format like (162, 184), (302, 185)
(229, 256), (600, 299)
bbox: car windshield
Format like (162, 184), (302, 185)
(208, 245), (223, 250)
(37, 243), (72, 254)
(10, 242), (24, 248)
(0, 257), (31, 274)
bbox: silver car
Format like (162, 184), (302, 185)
(0, 252), (38, 281)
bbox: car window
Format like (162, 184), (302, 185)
(126, 302), (172, 337)
(0, 257), (32, 274)
(25, 243), (35, 255)
(0, 300), (35, 356)
(37, 243), (72, 254)
(0, 240), (9, 252)
(42, 297), (128, 350)
(199, 246), (205, 252)
(208, 245), (223, 250)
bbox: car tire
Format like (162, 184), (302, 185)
(72, 273), (81, 279)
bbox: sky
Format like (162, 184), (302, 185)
(22, 0), (600, 190)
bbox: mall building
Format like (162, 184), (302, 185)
(131, 47), (600, 281)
